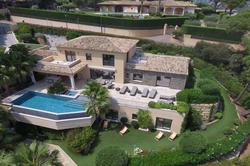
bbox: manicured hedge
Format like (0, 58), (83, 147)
(148, 101), (189, 113)
(176, 89), (218, 104)
(129, 119), (250, 166)
(9, 7), (188, 29)
(148, 101), (177, 110)
(182, 25), (243, 42)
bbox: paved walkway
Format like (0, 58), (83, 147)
(45, 34), (67, 50)
(240, 143), (250, 159)
(0, 32), (18, 48)
(47, 143), (77, 166)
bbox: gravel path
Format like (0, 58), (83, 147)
(47, 143), (77, 166)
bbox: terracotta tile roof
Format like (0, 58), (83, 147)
(98, 0), (151, 6)
(32, 47), (58, 58)
(33, 57), (86, 76)
(156, 0), (197, 7)
(126, 53), (190, 75)
(57, 36), (139, 53)
(99, 0), (196, 7)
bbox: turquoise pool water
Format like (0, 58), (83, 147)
(12, 92), (85, 114)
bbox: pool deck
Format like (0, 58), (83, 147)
(2, 81), (51, 105)
(110, 83), (180, 109)
(2, 80), (82, 105)
(3, 79), (180, 110)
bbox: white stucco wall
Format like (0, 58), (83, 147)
(123, 6), (139, 13)
(185, 7), (195, 14)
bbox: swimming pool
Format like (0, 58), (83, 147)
(64, 90), (79, 97)
(12, 92), (85, 114)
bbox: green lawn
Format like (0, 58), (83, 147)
(49, 127), (179, 166)
(49, 70), (238, 166)
(194, 70), (238, 141)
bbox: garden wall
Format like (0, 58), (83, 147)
(11, 16), (163, 37)
(9, 7), (188, 29)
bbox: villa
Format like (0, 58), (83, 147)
(98, 0), (197, 16)
(4, 36), (190, 134)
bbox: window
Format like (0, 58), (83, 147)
(157, 76), (161, 81)
(125, 73), (130, 78)
(132, 114), (137, 120)
(105, 110), (118, 121)
(103, 54), (115, 66)
(65, 50), (76, 62)
(156, 118), (172, 130)
(164, 76), (171, 79)
(133, 73), (143, 81)
(86, 53), (92, 60)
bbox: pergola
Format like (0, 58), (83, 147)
(32, 56), (86, 89)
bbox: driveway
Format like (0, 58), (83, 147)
(144, 34), (245, 51)
(0, 32), (18, 48)
(0, 21), (18, 48)
(45, 34), (67, 50)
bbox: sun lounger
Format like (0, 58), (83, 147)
(120, 126), (128, 135)
(169, 132), (177, 141)
(120, 86), (128, 94)
(106, 81), (113, 89)
(160, 95), (176, 101)
(141, 88), (149, 97)
(149, 89), (157, 99)
(155, 131), (164, 141)
(130, 86), (138, 96)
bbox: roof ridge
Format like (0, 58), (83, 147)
(107, 37), (123, 53)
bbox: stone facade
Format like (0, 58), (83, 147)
(110, 104), (185, 134)
(125, 69), (187, 90)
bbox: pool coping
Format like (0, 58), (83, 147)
(12, 105), (86, 115)
(11, 91), (87, 116)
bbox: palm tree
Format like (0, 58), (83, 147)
(0, 151), (14, 166)
(83, 80), (109, 120)
(6, 44), (38, 83)
(14, 141), (61, 166)
(0, 65), (16, 95)
(223, 0), (246, 15)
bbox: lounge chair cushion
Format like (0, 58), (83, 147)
(130, 86), (138, 96)
(120, 126), (128, 135)
(169, 132), (177, 141)
(142, 88), (149, 97)
(155, 131), (164, 141)
(120, 86), (128, 94)
(149, 89), (157, 99)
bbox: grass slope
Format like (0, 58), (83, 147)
(49, 70), (238, 166)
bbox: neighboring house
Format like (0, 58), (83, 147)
(192, 0), (213, 4)
(8, 36), (190, 134)
(98, 0), (197, 16)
